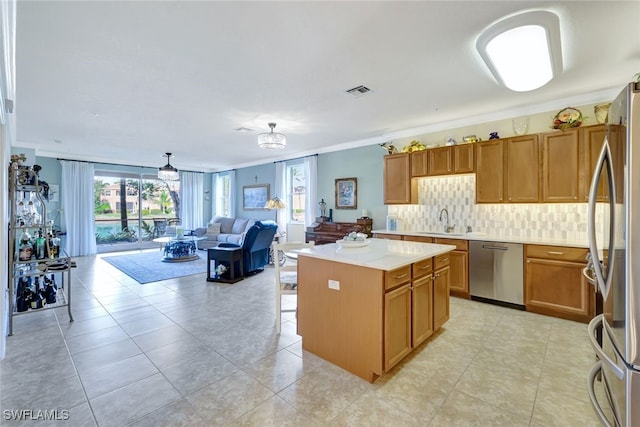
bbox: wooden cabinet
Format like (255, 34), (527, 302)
(403, 235), (433, 243)
(541, 129), (581, 202)
(410, 150), (428, 177)
(412, 272), (434, 347)
(505, 135), (540, 202)
(581, 124), (622, 202)
(475, 139), (505, 203)
(306, 218), (372, 245)
(384, 284), (412, 370)
(433, 253), (450, 330)
(428, 147), (453, 176)
(524, 244), (594, 323)
(454, 144), (475, 174)
(373, 232), (403, 240)
(435, 237), (469, 298)
(384, 153), (417, 204)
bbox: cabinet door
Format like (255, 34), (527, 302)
(384, 153), (417, 204)
(505, 135), (540, 202)
(410, 150), (428, 177)
(428, 147), (453, 176)
(541, 129), (580, 202)
(433, 265), (450, 330)
(525, 257), (594, 323)
(412, 275), (433, 347)
(475, 140), (505, 203)
(454, 144), (474, 174)
(448, 250), (469, 297)
(581, 125), (620, 202)
(384, 284), (412, 370)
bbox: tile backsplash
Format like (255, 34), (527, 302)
(387, 174), (597, 242)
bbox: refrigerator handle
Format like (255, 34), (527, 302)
(587, 138), (616, 299)
(588, 315), (625, 380)
(587, 361), (614, 427)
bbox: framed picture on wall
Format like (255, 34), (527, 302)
(243, 184), (270, 210)
(335, 177), (357, 209)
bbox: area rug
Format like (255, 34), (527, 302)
(102, 250), (208, 284)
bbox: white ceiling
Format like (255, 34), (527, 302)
(14, 1), (640, 172)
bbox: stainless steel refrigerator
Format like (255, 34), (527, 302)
(586, 81), (640, 426)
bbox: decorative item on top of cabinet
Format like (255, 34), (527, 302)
(552, 107), (583, 130)
(524, 244), (593, 323)
(384, 153), (417, 204)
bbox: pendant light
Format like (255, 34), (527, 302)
(258, 122), (286, 149)
(158, 152), (179, 181)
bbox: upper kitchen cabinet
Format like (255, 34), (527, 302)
(453, 144), (475, 174)
(580, 124), (621, 202)
(384, 153), (418, 204)
(410, 150), (428, 177)
(541, 128), (581, 202)
(427, 146), (452, 176)
(475, 139), (505, 203)
(505, 135), (540, 202)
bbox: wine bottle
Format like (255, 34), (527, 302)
(30, 277), (44, 309)
(35, 229), (46, 260)
(45, 274), (57, 304)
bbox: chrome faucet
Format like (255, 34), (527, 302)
(438, 208), (456, 233)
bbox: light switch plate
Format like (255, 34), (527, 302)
(328, 280), (340, 290)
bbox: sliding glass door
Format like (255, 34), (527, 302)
(94, 171), (180, 253)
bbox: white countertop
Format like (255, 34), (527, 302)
(372, 229), (590, 248)
(293, 238), (455, 271)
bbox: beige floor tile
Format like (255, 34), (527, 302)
(243, 348), (315, 393)
(229, 395), (320, 426)
(429, 390), (529, 427)
(531, 389), (602, 426)
(330, 391), (425, 426)
(128, 398), (207, 427)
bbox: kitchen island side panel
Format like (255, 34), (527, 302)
(297, 256), (384, 383)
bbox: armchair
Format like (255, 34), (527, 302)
(218, 220), (278, 276)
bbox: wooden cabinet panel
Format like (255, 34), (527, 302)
(581, 124), (621, 202)
(412, 275), (434, 347)
(403, 235), (433, 243)
(525, 244), (593, 323)
(428, 147), (453, 176)
(454, 144), (475, 174)
(475, 139), (505, 203)
(447, 250), (468, 296)
(384, 265), (411, 291)
(410, 150), (428, 177)
(433, 265), (450, 330)
(541, 129), (581, 202)
(412, 257), (433, 278)
(434, 253), (450, 269)
(384, 284), (412, 370)
(373, 233), (403, 240)
(434, 237), (468, 251)
(505, 135), (540, 202)
(384, 153), (417, 204)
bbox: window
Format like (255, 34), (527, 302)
(286, 163), (306, 222)
(215, 173), (231, 217)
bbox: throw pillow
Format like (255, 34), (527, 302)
(206, 223), (221, 237)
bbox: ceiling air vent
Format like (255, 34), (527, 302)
(346, 85), (371, 96)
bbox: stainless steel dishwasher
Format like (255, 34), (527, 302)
(469, 241), (524, 308)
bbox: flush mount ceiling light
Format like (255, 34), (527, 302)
(158, 152), (179, 181)
(258, 122), (286, 149)
(476, 10), (562, 92)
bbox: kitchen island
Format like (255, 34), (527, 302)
(295, 238), (455, 383)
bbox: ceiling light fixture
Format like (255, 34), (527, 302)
(158, 152), (179, 181)
(476, 10), (562, 92)
(258, 122), (286, 149)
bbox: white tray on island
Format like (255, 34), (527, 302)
(336, 239), (370, 248)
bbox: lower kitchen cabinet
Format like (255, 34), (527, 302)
(384, 283), (412, 370)
(434, 237), (469, 298)
(524, 244), (594, 323)
(433, 253), (451, 330)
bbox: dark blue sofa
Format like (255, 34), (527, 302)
(218, 220), (278, 276)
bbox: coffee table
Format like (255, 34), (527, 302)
(153, 236), (206, 262)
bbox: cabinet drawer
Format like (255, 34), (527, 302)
(525, 245), (588, 263)
(434, 253), (450, 269)
(404, 235), (433, 243)
(434, 238), (468, 251)
(374, 233), (403, 240)
(412, 258), (433, 278)
(385, 265), (412, 291)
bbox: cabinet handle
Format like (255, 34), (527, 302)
(394, 273), (408, 279)
(547, 251), (564, 255)
(419, 265), (430, 270)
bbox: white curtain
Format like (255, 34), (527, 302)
(179, 171), (203, 230)
(61, 160), (97, 256)
(228, 170), (236, 218)
(275, 161), (287, 231)
(304, 155), (318, 227)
